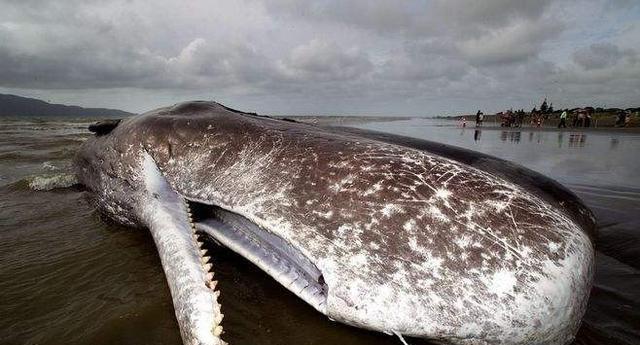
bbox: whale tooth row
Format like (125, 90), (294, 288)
(206, 280), (218, 289)
(183, 199), (226, 342)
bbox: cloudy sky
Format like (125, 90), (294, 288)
(1, 0), (638, 115)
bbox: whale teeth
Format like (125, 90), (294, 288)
(181, 199), (225, 342)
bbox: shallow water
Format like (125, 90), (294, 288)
(0, 117), (638, 345)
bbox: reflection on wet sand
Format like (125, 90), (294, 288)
(500, 130), (521, 143)
(569, 133), (587, 148)
(610, 137), (619, 150)
(558, 132), (564, 148)
(471, 129), (593, 149)
(474, 129), (481, 141)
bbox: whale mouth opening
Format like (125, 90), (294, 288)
(186, 199), (328, 314)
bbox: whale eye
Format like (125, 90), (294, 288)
(88, 119), (121, 136)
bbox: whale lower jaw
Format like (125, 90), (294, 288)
(142, 152), (225, 345)
(188, 200), (329, 314)
(143, 151), (328, 344)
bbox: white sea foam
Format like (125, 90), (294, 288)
(42, 161), (58, 170)
(28, 173), (77, 191)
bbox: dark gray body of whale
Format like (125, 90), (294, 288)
(75, 101), (595, 345)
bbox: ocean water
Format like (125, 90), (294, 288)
(0, 117), (638, 345)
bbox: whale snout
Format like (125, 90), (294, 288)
(320, 217), (594, 345)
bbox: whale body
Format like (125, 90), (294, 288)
(75, 101), (595, 345)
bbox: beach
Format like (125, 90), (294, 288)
(0, 116), (638, 345)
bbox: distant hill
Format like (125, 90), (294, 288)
(0, 93), (134, 117)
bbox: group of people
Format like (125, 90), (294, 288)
(460, 106), (635, 129)
(491, 108), (600, 128)
(560, 109), (593, 128)
(497, 109), (527, 127)
(616, 110), (633, 127)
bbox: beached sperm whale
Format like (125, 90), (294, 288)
(74, 101), (596, 345)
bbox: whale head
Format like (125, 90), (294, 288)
(75, 101), (595, 345)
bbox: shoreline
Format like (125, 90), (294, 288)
(273, 115), (413, 125)
(310, 116), (640, 133)
(458, 124), (640, 134)
(432, 116), (640, 133)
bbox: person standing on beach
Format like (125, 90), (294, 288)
(625, 111), (632, 127)
(516, 110), (524, 127)
(475, 110), (483, 127)
(558, 109), (568, 128)
(616, 110), (626, 127)
(577, 111), (585, 127)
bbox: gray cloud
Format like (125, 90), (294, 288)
(0, 0), (638, 114)
(572, 42), (636, 70)
(458, 19), (564, 66)
(264, 0), (556, 39)
(279, 39), (373, 82)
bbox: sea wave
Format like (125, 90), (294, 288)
(570, 184), (640, 202)
(42, 161), (59, 170)
(26, 173), (78, 191)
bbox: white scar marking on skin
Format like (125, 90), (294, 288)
(435, 188), (451, 199)
(312, 209), (334, 219)
(403, 219), (416, 231)
(381, 204), (402, 218)
(488, 269), (517, 297)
